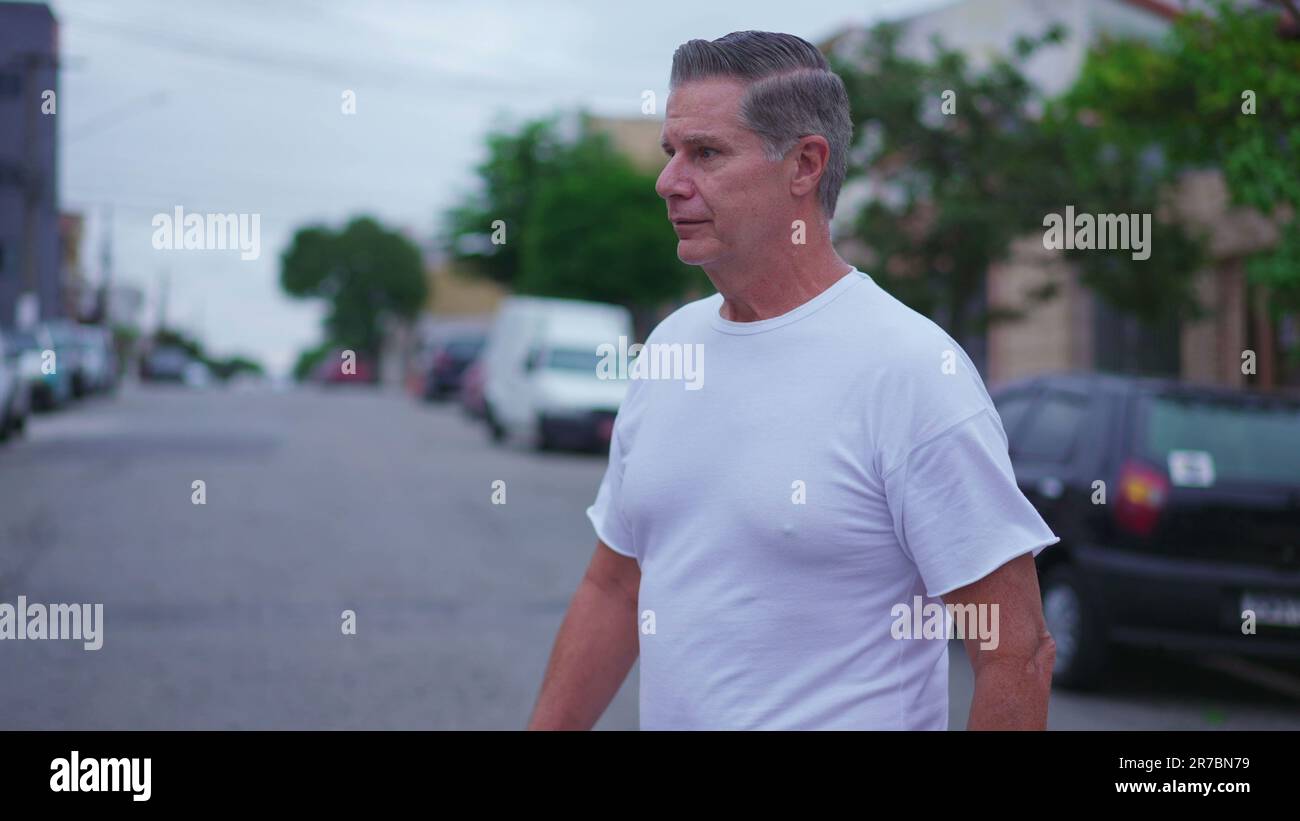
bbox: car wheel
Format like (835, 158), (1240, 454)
(533, 415), (553, 452)
(1041, 564), (1108, 690)
(485, 404), (506, 444)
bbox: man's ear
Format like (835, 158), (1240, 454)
(790, 135), (830, 200)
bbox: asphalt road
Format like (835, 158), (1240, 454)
(1, 384), (1297, 729)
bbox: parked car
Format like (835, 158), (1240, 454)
(74, 324), (118, 394)
(183, 360), (213, 388)
(992, 372), (1300, 689)
(459, 359), (488, 420)
(6, 326), (70, 410)
(43, 320), (89, 398)
(0, 330), (30, 440)
(314, 349), (375, 385)
(422, 327), (487, 401)
(481, 297), (632, 450)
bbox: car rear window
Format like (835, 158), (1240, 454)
(1015, 391), (1088, 462)
(1142, 395), (1300, 485)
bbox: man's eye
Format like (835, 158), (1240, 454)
(698, 147), (717, 159)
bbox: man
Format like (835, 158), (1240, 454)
(528, 30), (1058, 730)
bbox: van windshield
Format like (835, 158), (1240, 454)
(545, 349), (603, 373)
(1141, 395), (1300, 485)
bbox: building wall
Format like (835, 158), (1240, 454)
(423, 261), (508, 317)
(987, 235), (1095, 387)
(60, 210), (87, 318)
(1170, 171), (1281, 388)
(584, 114), (666, 175)
(1182, 261), (1248, 387)
(0, 2), (60, 329)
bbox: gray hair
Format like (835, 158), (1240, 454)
(669, 30), (852, 219)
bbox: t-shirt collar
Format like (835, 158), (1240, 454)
(709, 267), (866, 335)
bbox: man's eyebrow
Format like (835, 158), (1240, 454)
(661, 132), (732, 152)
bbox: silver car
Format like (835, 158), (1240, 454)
(0, 330), (31, 440)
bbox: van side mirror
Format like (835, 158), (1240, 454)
(524, 348), (541, 372)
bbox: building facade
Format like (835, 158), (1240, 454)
(0, 2), (60, 330)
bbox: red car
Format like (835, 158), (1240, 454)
(314, 350), (376, 384)
(459, 359), (487, 418)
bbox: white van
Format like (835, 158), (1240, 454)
(482, 296), (633, 450)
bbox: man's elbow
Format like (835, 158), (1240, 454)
(976, 625), (1055, 678)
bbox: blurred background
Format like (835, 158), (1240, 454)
(0, 0), (1298, 729)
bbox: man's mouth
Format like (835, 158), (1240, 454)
(672, 219), (710, 225)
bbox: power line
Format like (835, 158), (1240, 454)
(61, 10), (553, 98)
(65, 89), (169, 143)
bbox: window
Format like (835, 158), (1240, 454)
(993, 392), (1035, 438)
(544, 348), (602, 373)
(1015, 392), (1088, 462)
(1142, 395), (1300, 485)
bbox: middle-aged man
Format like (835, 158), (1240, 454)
(528, 30), (1059, 730)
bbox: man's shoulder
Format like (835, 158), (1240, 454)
(832, 274), (970, 377)
(837, 276), (997, 464)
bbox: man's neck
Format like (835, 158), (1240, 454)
(708, 244), (853, 323)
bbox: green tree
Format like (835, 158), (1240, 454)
(517, 129), (697, 311)
(151, 327), (264, 382)
(292, 339), (333, 382)
(1055, 0), (1300, 316)
(442, 115), (702, 332)
(208, 356), (264, 381)
(441, 117), (565, 289)
(281, 216), (428, 359)
(831, 23), (1075, 347)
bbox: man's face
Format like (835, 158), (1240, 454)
(656, 78), (791, 268)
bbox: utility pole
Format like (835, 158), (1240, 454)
(97, 202), (113, 324)
(157, 268), (171, 333)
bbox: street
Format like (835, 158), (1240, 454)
(1, 386), (1298, 729)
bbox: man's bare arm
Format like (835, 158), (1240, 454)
(527, 540), (641, 730)
(944, 552), (1055, 730)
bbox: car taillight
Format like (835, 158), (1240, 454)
(1114, 460), (1169, 537)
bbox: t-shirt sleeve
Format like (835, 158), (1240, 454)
(883, 406), (1059, 598)
(586, 420), (637, 559)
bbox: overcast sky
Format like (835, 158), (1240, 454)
(50, 0), (949, 375)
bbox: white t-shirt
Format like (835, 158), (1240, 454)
(587, 268), (1058, 730)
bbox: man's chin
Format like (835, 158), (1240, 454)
(676, 239), (723, 267)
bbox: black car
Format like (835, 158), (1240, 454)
(422, 331), (486, 400)
(992, 373), (1300, 689)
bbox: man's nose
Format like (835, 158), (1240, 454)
(655, 155), (692, 201)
